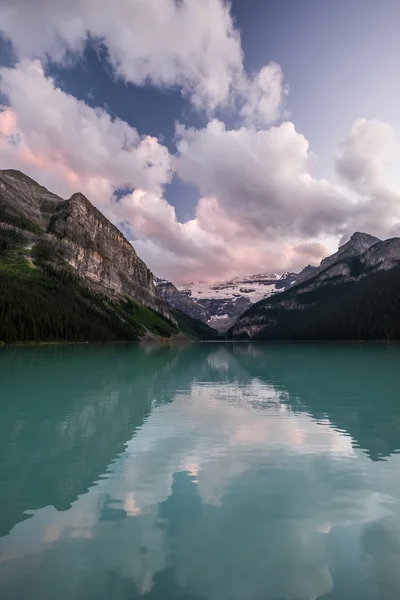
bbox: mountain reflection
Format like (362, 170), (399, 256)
(0, 344), (208, 535)
(1, 343), (400, 600)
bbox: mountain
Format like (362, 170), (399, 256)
(320, 232), (381, 269)
(287, 232), (381, 290)
(229, 232), (400, 341)
(0, 170), (169, 317)
(176, 273), (296, 331)
(154, 277), (209, 323)
(0, 169), (216, 343)
(287, 264), (318, 287)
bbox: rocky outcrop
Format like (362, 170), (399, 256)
(320, 232), (381, 270)
(274, 272), (298, 290)
(0, 169), (62, 232)
(195, 296), (252, 331)
(0, 169), (173, 321)
(289, 232), (381, 290)
(290, 264), (318, 287)
(155, 277), (209, 322)
(360, 237), (400, 271)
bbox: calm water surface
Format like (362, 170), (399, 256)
(1, 343), (400, 599)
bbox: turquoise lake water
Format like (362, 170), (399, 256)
(1, 343), (400, 599)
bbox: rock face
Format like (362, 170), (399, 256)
(274, 272), (298, 290)
(289, 232), (381, 290)
(289, 264), (318, 287)
(0, 169), (173, 320)
(320, 232), (381, 270)
(0, 169), (62, 231)
(49, 193), (170, 317)
(154, 277), (209, 323)
(360, 237), (400, 271)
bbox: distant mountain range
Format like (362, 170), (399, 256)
(156, 230), (400, 341)
(156, 273), (297, 331)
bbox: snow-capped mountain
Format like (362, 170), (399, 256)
(155, 232), (387, 335)
(180, 273), (281, 303)
(176, 273), (297, 330)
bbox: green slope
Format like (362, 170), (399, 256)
(0, 229), (214, 343)
(171, 309), (219, 340)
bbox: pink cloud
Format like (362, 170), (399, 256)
(0, 107), (17, 135)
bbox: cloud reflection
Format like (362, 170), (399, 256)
(1, 344), (400, 600)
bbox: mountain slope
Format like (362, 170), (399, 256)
(229, 234), (400, 341)
(0, 169), (63, 232)
(0, 170), (215, 342)
(0, 228), (179, 342)
(319, 231), (381, 270)
(155, 277), (209, 323)
(289, 232), (381, 290)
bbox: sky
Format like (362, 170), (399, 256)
(0, 0), (400, 284)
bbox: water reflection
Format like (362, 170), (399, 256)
(1, 343), (400, 599)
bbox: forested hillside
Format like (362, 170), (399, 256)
(0, 228), (216, 343)
(229, 265), (400, 341)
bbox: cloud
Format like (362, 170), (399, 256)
(239, 62), (287, 128)
(0, 0), (288, 123)
(117, 117), (400, 283)
(335, 118), (398, 192)
(0, 0), (243, 113)
(0, 60), (171, 208)
(335, 118), (400, 240)
(124, 118), (346, 281)
(1, 60), (400, 284)
(175, 119), (351, 238)
(116, 189), (335, 284)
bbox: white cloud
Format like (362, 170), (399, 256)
(0, 60), (171, 208)
(175, 119), (350, 239)
(335, 118), (398, 192)
(335, 118), (400, 240)
(0, 0), (288, 122)
(239, 62), (287, 128)
(113, 117), (400, 283)
(0, 0), (238, 112)
(1, 59), (400, 284)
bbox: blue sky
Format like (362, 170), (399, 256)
(0, 0), (400, 282)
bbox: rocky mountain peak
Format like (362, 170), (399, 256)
(0, 169), (63, 231)
(319, 231), (381, 272)
(155, 277), (209, 323)
(344, 231), (381, 248)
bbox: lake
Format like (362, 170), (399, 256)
(1, 343), (400, 599)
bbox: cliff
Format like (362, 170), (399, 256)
(0, 169), (173, 322)
(49, 193), (171, 319)
(155, 277), (209, 323)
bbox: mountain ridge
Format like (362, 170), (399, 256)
(229, 232), (400, 340)
(168, 272), (297, 331)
